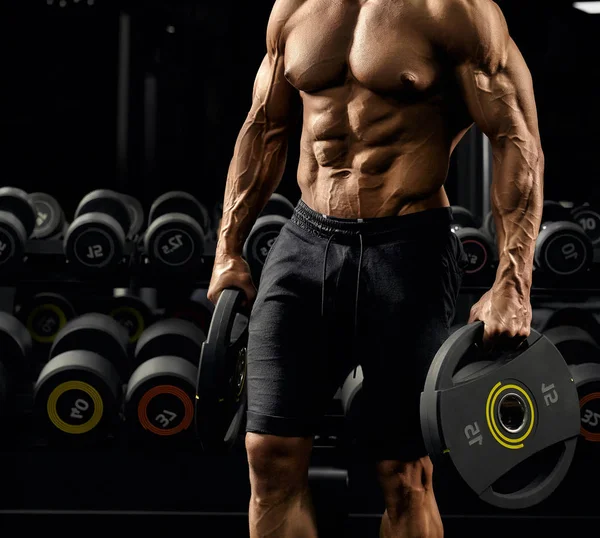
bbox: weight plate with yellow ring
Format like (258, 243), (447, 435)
(33, 350), (121, 443)
(16, 292), (76, 346)
(420, 321), (580, 509)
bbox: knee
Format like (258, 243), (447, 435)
(376, 457), (434, 509)
(246, 433), (311, 501)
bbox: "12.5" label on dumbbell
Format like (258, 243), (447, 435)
(154, 229), (195, 266)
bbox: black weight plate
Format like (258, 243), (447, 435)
(119, 193), (145, 238)
(134, 318), (206, 368)
(196, 289), (248, 453)
(64, 213), (125, 270)
(149, 191), (210, 233)
(260, 193), (295, 219)
(0, 211), (26, 269)
(534, 221), (592, 276)
(570, 363), (600, 445)
(17, 292), (76, 346)
(420, 321), (580, 509)
(34, 350), (121, 441)
(125, 356), (197, 438)
(50, 313), (130, 380)
(544, 326), (600, 365)
(0, 186), (36, 238)
(450, 206), (477, 230)
(144, 213), (205, 270)
(0, 312), (33, 378)
(108, 295), (154, 345)
(454, 227), (493, 273)
(243, 214), (288, 279)
(572, 205), (600, 246)
(29, 192), (65, 239)
(542, 307), (600, 345)
(75, 190), (131, 235)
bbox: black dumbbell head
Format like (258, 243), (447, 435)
(0, 187), (37, 238)
(572, 204), (600, 246)
(450, 206), (477, 230)
(16, 292), (76, 346)
(125, 355), (198, 440)
(243, 214), (288, 281)
(134, 318), (206, 368)
(34, 349), (122, 442)
(107, 294), (154, 346)
(0, 312), (33, 378)
(260, 193), (295, 219)
(149, 191), (210, 233)
(535, 221), (593, 276)
(453, 227), (495, 274)
(50, 313), (130, 379)
(542, 200), (572, 224)
(75, 190), (132, 234)
(28, 192), (65, 239)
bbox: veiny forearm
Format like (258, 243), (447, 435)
(217, 112), (289, 258)
(491, 137), (544, 296)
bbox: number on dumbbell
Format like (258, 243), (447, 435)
(70, 398), (90, 419)
(578, 217), (597, 232)
(0, 242), (7, 255)
(464, 421), (483, 446)
(155, 409), (177, 428)
(41, 317), (57, 335)
(162, 234), (184, 255)
(36, 212), (49, 228)
(542, 383), (558, 406)
(87, 245), (104, 259)
(561, 243), (578, 261)
(582, 409), (600, 427)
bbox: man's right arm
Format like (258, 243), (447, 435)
(216, 18), (300, 260)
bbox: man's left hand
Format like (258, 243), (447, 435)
(468, 285), (532, 354)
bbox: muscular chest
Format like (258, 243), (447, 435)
(284, 0), (442, 95)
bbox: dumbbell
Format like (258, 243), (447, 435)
(15, 292), (77, 348)
(165, 288), (214, 335)
(33, 313), (130, 442)
(449, 206), (495, 275)
(244, 193), (295, 282)
(106, 288), (155, 348)
(541, 307), (600, 365)
(534, 201), (592, 277)
(0, 313), (33, 411)
(143, 191), (210, 272)
(64, 190), (132, 272)
(571, 202), (600, 247)
(0, 187), (37, 271)
(28, 192), (68, 239)
(125, 318), (206, 440)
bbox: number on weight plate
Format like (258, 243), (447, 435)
(87, 245), (104, 259)
(464, 421), (483, 446)
(70, 398), (90, 419)
(579, 217), (597, 231)
(154, 409), (178, 428)
(36, 212), (48, 227)
(542, 383), (559, 406)
(582, 409), (600, 427)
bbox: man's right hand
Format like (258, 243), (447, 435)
(207, 255), (258, 309)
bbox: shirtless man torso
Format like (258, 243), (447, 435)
(208, 0), (544, 536)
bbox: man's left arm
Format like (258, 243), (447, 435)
(448, 0), (545, 347)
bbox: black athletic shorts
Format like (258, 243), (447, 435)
(246, 199), (469, 461)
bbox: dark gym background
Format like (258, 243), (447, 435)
(1, 0), (599, 535)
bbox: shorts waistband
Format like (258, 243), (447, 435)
(290, 199), (452, 240)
